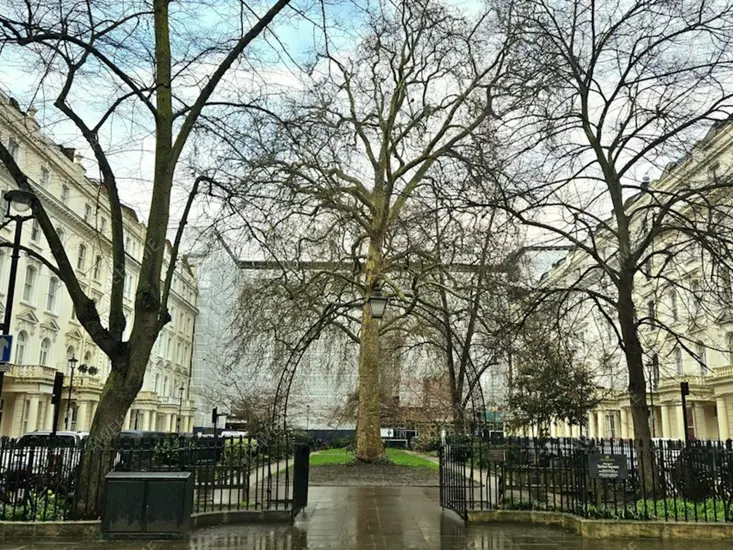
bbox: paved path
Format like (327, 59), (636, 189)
(3, 487), (732, 549)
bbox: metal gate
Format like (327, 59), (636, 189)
(291, 443), (310, 518)
(439, 440), (469, 521)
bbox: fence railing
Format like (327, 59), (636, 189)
(0, 433), (300, 521)
(440, 435), (733, 522)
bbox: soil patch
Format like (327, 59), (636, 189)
(309, 463), (439, 486)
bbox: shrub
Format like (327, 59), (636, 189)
(224, 438), (257, 465)
(0, 491), (69, 521)
(669, 446), (730, 502)
(636, 498), (732, 522)
(330, 437), (354, 449)
(410, 433), (440, 453)
(501, 498), (542, 511)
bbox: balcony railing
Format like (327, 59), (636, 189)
(8, 364), (57, 381)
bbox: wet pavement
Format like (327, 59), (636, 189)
(1, 486), (731, 549)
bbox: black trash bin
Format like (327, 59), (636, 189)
(102, 471), (194, 539)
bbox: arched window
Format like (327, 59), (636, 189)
(46, 277), (59, 312)
(22, 265), (36, 302)
(30, 219), (40, 242)
(77, 244), (86, 270)
(84, 350), (92, 365)
(93, 255), (102, 280)
(39, 338), (51, 366)
(0, 251), (6, 291)
(67, 345), (76, 360)
(60, 184), (70, 204)
(16, 331), (27, 365)
(674, 347), (683, 375)
(697, 341), (708, 374)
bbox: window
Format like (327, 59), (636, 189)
(93, 255), (102, 280)
(15, 331), (27, 365)
(60, 185), (70, 205)
(650, 354), (660, 391)
(22, 399), (30, 434)
(22, 265), (36, 302)
(691, 279), (702, 315)
(154, 373), (159, 393)
(0, 251), (6, 292)
(728, 333), (733, 365)
(56, 227), (65, 244)
(166, 336), (172, 361)
(84, 350), (92, 365)
(723, 266), (733, 301)
(124, 273), (134, 298)
(674, 347), (683, 375)
(697, 341), (708, 374)
(686, 406), (696, 441)
(46, 277), (59, 312)
(7, 138), (18, 159)
(40, 166), (50, 188)
(100, 217), (107, 234)
(163, 376), (169, 397)
(176, 342), (182, 365)
(606, 413), (616, 439)
(77, 244), (86, 270)
(67, 345), (76, 361)
(670, 290), (678, 322)
(647, 300), (656, 326)
(30, 219), (40, 241)
(84, 203), (92, 223)
(39, 338), (51, 366)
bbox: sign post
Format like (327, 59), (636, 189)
(0, 334), (13, 369)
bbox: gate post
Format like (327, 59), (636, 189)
(292, 443), (310, 519)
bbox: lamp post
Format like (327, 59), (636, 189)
(64, 355), (78, 430)
(306, 404), (310, 430)
(177, 386), (184, 433)
(0, 190), (36, 396)
(368, 281), (389, 320)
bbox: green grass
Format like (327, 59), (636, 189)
(309, 448), (438, 470)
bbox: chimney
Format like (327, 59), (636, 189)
(27, 106), (37, 120)
(641, 176), (650, 190)
(60, 146), (75, 161)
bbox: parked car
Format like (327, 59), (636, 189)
(3, 431), (88, 493)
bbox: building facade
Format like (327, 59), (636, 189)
(539, 121), (733, 441)
(0, 93), (198, 437)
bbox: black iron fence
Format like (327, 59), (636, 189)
(0, 433), (306, 521)
(440, 435), (733, 522)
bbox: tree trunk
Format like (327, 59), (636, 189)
(74, 354), (149, 518)
(355, 241), (384, 461)
(617, 279), (659, 495)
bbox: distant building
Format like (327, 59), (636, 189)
(0, 93), (197, 436)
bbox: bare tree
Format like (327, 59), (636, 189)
(475, 0), (733, 487)
(209, 0), (524, 460)
(0, 0), (294, 515)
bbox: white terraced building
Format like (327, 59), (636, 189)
(0, 92), (198, 437)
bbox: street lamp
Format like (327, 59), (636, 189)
(177, 386), (184, 433)
(64, 355), (78, 430)
(368, 281), (389, 320)
(0, 190), (37, 397)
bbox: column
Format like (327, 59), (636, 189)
(620, 409), (629, 439)
(44, 397), (54, 431)
(166, 414), (173, 432)
(11, 394), (25, 437)
(596, 410), (606, 439)
(717, 397), (730, 440)
(693, 403), (706, 440)
(142, 410), (150, 431)
(587, 413), (596, 439)
(25, 396), (40, 434)
(150, 411), (157, 431)
(124, 409), (131, 430)
(676, 403), (686, 440)
(77, 400), (89, 432)
(661, 405), (672, 439)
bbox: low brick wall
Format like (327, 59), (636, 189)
(0, 520), (100, 538)
(467, 510), (733, 540)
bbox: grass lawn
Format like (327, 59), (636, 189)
(309, 448), (438, 470)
